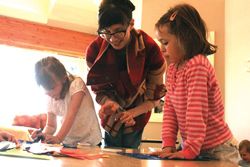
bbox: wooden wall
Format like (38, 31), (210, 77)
(0, 16), (97, 58)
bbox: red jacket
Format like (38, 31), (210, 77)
(86, 29), (166, 131)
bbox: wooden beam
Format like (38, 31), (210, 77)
(0, 16), (97, 58)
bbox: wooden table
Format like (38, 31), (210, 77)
(0, 146), (239, 167)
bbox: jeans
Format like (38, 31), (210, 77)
(200, 139), (239, 163)
(104, 127), (143, 149)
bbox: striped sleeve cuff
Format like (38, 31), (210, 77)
(162, 138), (176, 148)
(181, 148), (197, 159)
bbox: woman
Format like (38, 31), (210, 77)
(86, 0), (166, 148)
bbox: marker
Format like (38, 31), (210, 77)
(33, 129), (44, 142)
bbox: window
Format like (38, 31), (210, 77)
(0, 44), (96, 125)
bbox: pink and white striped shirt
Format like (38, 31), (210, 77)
(162, 54), (232, 159)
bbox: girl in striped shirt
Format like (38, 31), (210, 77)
(151, 4), (238, 161)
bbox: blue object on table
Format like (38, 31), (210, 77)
(118, 152), (164, 160)
(117, 152), (217, 161)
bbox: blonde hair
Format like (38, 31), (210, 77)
(35, 56), (74, 99)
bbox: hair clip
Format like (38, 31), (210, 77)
(169, 11), (178, 21)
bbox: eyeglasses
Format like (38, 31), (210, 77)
(98, 28), (127, 40)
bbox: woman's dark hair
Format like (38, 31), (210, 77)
(155, 3), (217, 60)
(35, 56), (74, 99)
(98, 0), (135, 31)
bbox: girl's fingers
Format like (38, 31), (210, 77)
(158, 152), (174, 158)
(149, 151), (162, 156)
(168, 152), (185, 159)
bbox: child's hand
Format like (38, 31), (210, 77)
(162, 151), (186, 159)
(31, 129), (46, 143)
(0, 131), (17, 144)
(150, 146), (177, 158)
(44, 134), (61, 144)
(99, 100), (119, 119)
(30, 129), (42, 139)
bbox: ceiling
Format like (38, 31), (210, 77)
(0, 0), (100, 34)
(0, 0), (142, 35)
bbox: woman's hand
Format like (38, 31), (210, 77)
(99, 100), (120, 119)
(120, 111), (135, 127)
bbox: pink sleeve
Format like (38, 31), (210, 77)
(162, 93), (178, 148)
(182, 64), (209, 158)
